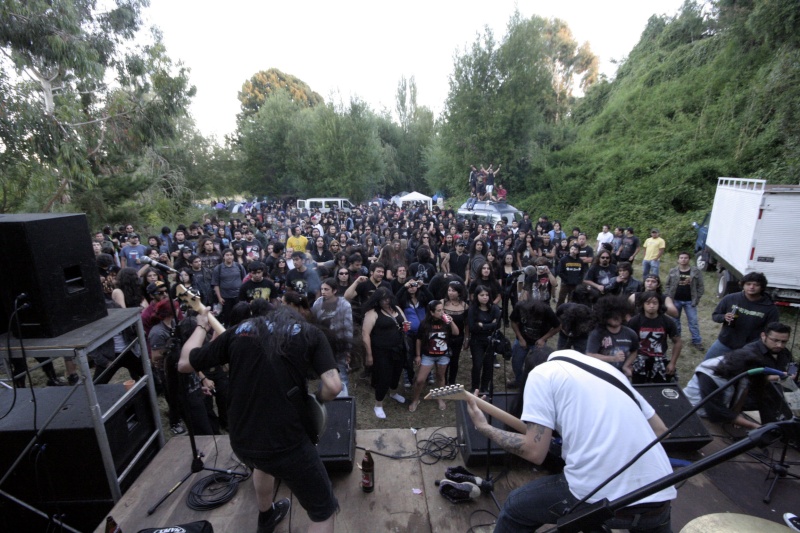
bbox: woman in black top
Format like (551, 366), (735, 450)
(443, 280), (469, 385)
(362, 287), (408, 419)
(468, 285), (502, 393)
(469, 262), (502, 305)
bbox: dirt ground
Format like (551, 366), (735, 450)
(13, 252), (799, 437)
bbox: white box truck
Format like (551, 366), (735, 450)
(694, 177), (800, 305)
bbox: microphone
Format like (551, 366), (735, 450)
(140, 256), (178, 274)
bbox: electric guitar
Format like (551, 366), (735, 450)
(175, 284), (327, 441)
(424, 385), (527, 434)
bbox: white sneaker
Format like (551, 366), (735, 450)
(785, 513), (800, 532)
(390, 393), (406, 404)
(493, 362), (500, 368)
(374, 406), (386, 419)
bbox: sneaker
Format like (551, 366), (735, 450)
(692, 343), (705, 351)
(171, 423), (186, 435)
(506, 379), (519, 389)
(403, 380), (412, 389)
(373, 406), (386, 419)
(46, 377), (67, 386)
(67, 373), (80, 385)
(493, 362), (501, 368)
(257, 498), (291, 533)
(785, 513), (800, 532)
(427, 374), (435, 385)
(390, 393), (406, 404)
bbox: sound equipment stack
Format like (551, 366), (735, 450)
(0, 384), (159, 532)
(0, 213), (107, 338)
(455, 392), (517, 466)
(317, 396), (356, 472)
(634, 383), (713, 453)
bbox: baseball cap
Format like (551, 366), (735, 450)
(146, 281), (166, 295)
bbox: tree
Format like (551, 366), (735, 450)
(238, 68), (323, 120)
(0, 1), (196, 220)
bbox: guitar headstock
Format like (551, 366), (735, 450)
(424, 384), (469, 401)
(176, 284), (204, 313)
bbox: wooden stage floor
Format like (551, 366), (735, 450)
(96, 425), (800, 532)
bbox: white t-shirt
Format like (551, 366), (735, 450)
(522, 350), (677, 504)
(596, 231), (614, 246)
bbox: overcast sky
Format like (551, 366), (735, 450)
(144, 0), (687, 139)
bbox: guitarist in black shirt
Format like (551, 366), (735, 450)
(180, 306), (342, 533)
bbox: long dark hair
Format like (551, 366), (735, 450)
(116, 267), (143, 308)
(364, 287), (397, 313)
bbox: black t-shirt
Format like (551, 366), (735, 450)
(618, 236), (640, 261)
(238, 278), (277, 302)
(510, 304), (560, 344)
(627, 313), (677, 358)
(448, 252), (469, 280)
(416, 322), (450, 356)
(189, 317), (336, 457)
(674, 269), (692, 301)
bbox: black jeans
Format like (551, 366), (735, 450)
(470, 336), (494, 392)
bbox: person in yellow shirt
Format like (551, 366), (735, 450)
(642, 229), (666, 277)
(286, 226), (308, 253)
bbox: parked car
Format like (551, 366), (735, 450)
(456, 200), (523, 225)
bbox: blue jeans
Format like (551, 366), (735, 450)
(704, 339), (733, 361)
(673, 300), (702, 345)
(511, 340), (530, 385)
(494, 473), (671, 533)
(336, 360), (349, 397)
(642, 259), (660, 278)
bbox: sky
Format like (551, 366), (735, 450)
(144, 0), (687, 140)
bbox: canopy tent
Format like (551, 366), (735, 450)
(394, 191), (432, 210)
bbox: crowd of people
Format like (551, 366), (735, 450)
(75, 196), (796, 533)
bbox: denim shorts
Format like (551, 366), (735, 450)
(421, 354), (450, 366)
(241, 440), (338, 522)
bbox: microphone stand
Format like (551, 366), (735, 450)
(550, 418), (800, 533)
(146, 294), (247, 516)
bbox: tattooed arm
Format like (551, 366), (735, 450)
(465, 390), (552, 465)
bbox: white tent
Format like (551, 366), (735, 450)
(395, 191), (432, 210)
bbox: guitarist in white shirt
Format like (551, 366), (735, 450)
(466, 349), (676, 533)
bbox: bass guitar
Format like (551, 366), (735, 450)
(175, 284), (328, 441)
(425, 384), (527, 434)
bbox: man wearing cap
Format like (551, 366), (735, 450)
(141, 281), (184, 335)
(642, 229), (666, 278)
(119, 233), (148, 268)
(447, 241), (470, 280)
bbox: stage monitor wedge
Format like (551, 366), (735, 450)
(0, 213), (107, 338)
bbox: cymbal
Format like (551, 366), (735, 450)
(681, 513), (790, 532)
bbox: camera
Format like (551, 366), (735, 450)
(537, 266), (546, 274)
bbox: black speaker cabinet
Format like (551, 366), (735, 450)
(0, 384), (159, 532)
(456, 392), (518, 466)
(317, 397), (356, 472)
(634, 383), (713, 453)
(0, 213), (107, 338)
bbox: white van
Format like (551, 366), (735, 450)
(297, 197), (354, 214)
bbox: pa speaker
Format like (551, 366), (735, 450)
(0, 384), (159, 532)
(0, 213), (107, 338)
(455, 392), (517, 466)
(634, 383), (713, 452)
(317, 397), (356, 472)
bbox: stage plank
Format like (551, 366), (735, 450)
(278, 428), (428, 532)
(94, 435), (256, 533)
(95, 425), (800, 533)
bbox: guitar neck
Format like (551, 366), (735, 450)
(472, 394), (528, 434)
(206, 313), (225, 335)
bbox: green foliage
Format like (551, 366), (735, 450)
(0, 0), (197, 216)
(506, 0), (800, 250)
(238, 68), (323, 120)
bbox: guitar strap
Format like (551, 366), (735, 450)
(550, 356), (641, 410)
